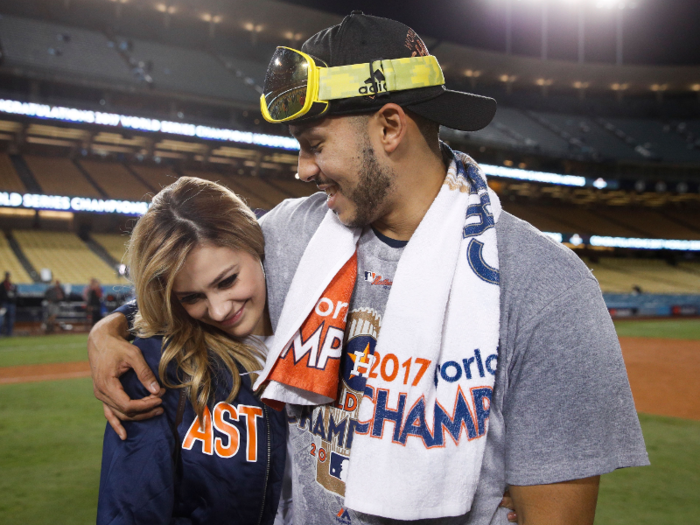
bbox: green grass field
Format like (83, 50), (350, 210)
(0, 334), (89, 368)
(0, 321), (699, 524)
(0, 378), (104, 525)
(614, 319), (700, 340)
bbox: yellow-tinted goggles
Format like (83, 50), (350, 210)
(260, 46), (446, 124)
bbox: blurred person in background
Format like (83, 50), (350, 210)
(0, 271), (17, 336)
(44, 279), (65, 334)
(84, 278), (104, 327)
(97, 177), (286, 524)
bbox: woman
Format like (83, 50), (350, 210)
(97, 177), (286, 525)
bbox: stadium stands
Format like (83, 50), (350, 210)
(128, 164), (179, 192)
(117, 37), (258, 102)
(266, 178), (319, 199)
(23, 156), (102, 198)
(501, 202), (571, 233)
(0, 153), (25, 193)
(91, 233), (130, 266)
(78, 160), (153, 201)
(500, 203), (700, 240)
(0, 15), (136, 86)
(12, 229), (127, 285)
(12, 230), (126, 285)
(663, 208), (700, 232)
(228, 174), (292, 210)
(482, 107), (571, 155)
(585, 258), (700, 294)
(594, 208), (700, 240)
(537, 113), (639, 161)
(529, 206), (642, 237)
(180, 169), (269, 210)
(0, 234), (33, 284)
(609, 118), (700, 164)
(217, 54), (268, 100)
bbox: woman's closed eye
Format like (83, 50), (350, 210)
(179, 293), (202, 305)
(218, 273), (238, 289)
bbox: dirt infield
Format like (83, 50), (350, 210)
(0, 338), (698, 420)
(619, 337), (700, 421)
(0, 361), (91, 385)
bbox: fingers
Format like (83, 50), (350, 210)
(103, 401), (165, 442)
(104, 404), (127, 441)
(109, 402), (163, 421)
(126, 406), (165, 421)
(132, 350), (162, 396)
(104, 377), (163, 417)
(499, 490), (514, 510)
(500, 489), (518, 523)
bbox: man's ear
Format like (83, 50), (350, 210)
(373, 103), (407, 154)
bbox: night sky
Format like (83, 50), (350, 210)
(279, 0), (700, 67)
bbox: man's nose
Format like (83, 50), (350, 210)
(297, 153), (319, 183)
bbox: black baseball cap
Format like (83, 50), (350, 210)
(299, 11), (496, 131)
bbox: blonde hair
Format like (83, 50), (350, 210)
(127, 176), (265, 420)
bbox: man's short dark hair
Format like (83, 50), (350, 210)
(350, 110), (440, 150)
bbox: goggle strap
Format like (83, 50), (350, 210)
(317, 55), (445, 101)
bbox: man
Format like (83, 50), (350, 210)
(84, 278), (104, 327)
(89, 12), (648, 524)
(0, 272), (18, 336)
(44, 279), (65, 334)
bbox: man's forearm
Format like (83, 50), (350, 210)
(89, 312), (129, 354)
(509, 476), (599, 525)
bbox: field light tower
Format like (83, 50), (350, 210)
(498, 0), (639, 65)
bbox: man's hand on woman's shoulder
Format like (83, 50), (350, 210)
(88, 312), (165, 440)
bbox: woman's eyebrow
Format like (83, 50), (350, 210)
(207, 264), (238, 288)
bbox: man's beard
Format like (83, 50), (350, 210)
(343, 140), (394, 228)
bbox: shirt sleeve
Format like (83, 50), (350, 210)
(97, 341), (180, 525)
(503, 278), (649, 486)
(113, 300), (138, 334)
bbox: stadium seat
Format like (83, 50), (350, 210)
(180, 170), (269, 210)
(115, 37), (257, 102)
(23, 156), (102, 198)
(0, 234), (33, 284)
(128, 164), (180, 192)
(0, 15), (136, 86)
(227, 174), (291, 210)
(0, 153), (25, 193)
(78, 160), (153, 201)
(91, 233), (130, 266)
(585, 258), (700, 294)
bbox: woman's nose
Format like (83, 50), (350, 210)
(208, 295), (232, 322)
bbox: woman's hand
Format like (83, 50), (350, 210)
(88, 313), (165, 440)
(500, 488), (518, 523)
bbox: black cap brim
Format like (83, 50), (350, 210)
(407, 89), (497, 132)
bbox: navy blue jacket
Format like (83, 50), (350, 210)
(97, 335), (286, 525)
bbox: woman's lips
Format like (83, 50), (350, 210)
(221, 301), (246, 327)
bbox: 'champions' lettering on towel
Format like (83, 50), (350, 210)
(265, 254), (357, 409)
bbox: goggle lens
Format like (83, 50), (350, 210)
(263, 48), (312, 121)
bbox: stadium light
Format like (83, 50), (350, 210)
(540, 232), (700, 251)
(0, 99), (299, 150)
(493, 0), (640, 64)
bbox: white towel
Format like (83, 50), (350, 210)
(256, 151), (501, 520)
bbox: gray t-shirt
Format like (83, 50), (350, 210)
(261, 192), (648, 525)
